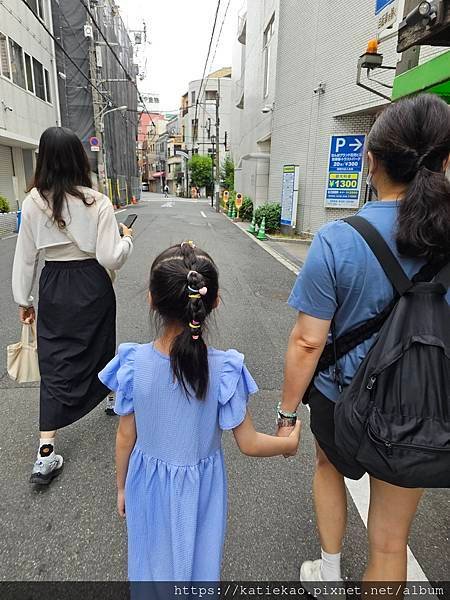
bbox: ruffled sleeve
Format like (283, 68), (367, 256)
(218, 350), (258, 430)
(98, 343), (138, 415)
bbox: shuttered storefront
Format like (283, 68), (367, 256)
(0, 145), (15, 210)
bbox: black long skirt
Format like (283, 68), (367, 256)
(37, 259), (116, 431)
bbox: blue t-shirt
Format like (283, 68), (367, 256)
(288, 200), (450, 402)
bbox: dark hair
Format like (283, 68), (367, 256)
(150, 243), (219, 399)
(30, 127), (93, 227)
(367, 94), (450, 261)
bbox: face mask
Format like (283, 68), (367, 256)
(367, 173), (378, 199)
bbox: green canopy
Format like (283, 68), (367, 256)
(392, 50), (450, 103)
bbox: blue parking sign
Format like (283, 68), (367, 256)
(375, 0), (396, 14)
(325, 135), (366, 208)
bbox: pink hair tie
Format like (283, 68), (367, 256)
(199, 287), (208, 296)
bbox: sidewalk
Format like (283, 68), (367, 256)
(232, 221), (310, 273)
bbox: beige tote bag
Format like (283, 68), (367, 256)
(7, 323), (41, 383)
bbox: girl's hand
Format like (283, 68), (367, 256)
(19, 306), (35, 324)
(282, 420), (302, 457)
(117, 489), (125, 517)
(120, 224), (133, 238)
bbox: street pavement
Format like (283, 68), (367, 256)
(0, 192), (448, 584)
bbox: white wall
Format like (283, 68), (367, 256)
(231, 0), (279, 206)
(0, 0), (59, 207)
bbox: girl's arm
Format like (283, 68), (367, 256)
(116, 414), (137, 516)
(233, 411), (301, 457)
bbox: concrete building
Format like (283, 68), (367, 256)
(231, 1), (446, 235)
(0, 0), (59, 210)
(181, 68), (232, 165)
(166, 116), (183, 195)
(231, 1), (279, 208)
(138, 112), (167, 191)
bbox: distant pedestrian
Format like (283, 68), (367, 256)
(99, 241), (301, 581)
(280, 94), (450, 592)
(163, 184), (169, 198)
(12, 127), (134, 485)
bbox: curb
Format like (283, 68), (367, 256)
(223, 214), (301, 276)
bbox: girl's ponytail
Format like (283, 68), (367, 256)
(367, 94), (450, 262)
(150, 243), (219, 400)
(170, 261), (210, 399)
(397, 166), (450, 260)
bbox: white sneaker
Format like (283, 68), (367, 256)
(300, 559), (346, 599)
(105, 394), (116, 416)
(30, 453), (64, 485)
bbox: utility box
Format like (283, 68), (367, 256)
(398, 0), (450, 52)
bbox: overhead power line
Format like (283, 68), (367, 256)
(193, 0), (222, 142)
(77, 0), (156, 129)
(209, 0), (232, 74)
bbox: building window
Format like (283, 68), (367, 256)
(26, 0), (44, 21)
(206, 90), (217, 101)
(191, 91), (195, 105)
(24, 53), (34, 92)
(263, 13), (275, 98)
(9, 38), (26, 89)
(0, 33), (11, 79)
(44, 68), (51, 102)
(191, 118), (198, 139)
(33, 57), (45, 100)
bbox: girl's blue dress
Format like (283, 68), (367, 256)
(99, 342), (257, 582)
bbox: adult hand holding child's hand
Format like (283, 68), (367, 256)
(281, 420), (301, 457)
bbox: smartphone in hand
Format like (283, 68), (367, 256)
(119, 214), (137, 237)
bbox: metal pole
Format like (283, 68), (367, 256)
(88, 1), (107, 194)
(214, 81), (220, 212)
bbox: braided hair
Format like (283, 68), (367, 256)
(150, 242), (219, 399)
(367, 94), (450, 261)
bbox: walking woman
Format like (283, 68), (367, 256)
(278, 94), (449, 591)
(12, 127), (134, 485)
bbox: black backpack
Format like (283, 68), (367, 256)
(332, 216), (450, 488)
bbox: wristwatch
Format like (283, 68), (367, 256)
(277, 415), (297, 428)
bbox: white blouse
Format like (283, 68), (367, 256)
(12, 187), (133, 307)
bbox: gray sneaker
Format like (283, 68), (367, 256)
(30, 454), (64, 485)
(105, 394), (116, 416)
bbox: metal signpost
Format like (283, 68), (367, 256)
(325, 135), (366, 209)
(280, 165), (299, 231)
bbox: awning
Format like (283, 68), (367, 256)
(392, 50), (450, 103)
(151, 171), (165, 178)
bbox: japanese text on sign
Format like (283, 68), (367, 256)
(325, 135), (366, 208)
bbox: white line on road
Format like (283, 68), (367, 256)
(231, 212), (431, 588)
(201, 211), (207, 218)
(115, 209), (126, 215)
(0, 233), (18, 241)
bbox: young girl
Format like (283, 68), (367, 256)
(99, 241), (301, 582)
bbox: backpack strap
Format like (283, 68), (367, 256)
(344, 216), (412, 297)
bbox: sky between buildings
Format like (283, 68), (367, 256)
(117, 0), (243, 112)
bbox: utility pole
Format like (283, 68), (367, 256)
(87, 2), (108, 195)
(214, 81), (220, 212)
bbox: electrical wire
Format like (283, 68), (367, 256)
(76, 0), (156, 129)
(193, 0), (222, 142)
(208, 0), (232, 75)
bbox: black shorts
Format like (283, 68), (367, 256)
(308, 386), (365, 480)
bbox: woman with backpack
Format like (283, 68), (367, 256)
(278, 94), (449, 592)
(12, 127), (134, 485)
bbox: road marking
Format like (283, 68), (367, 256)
(0, 233), (18, 241)
(230, 212), (431, 588)
(161, 202), (174, 208)
(115, 209), (126, 215)
(201, 211), (207, 218)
